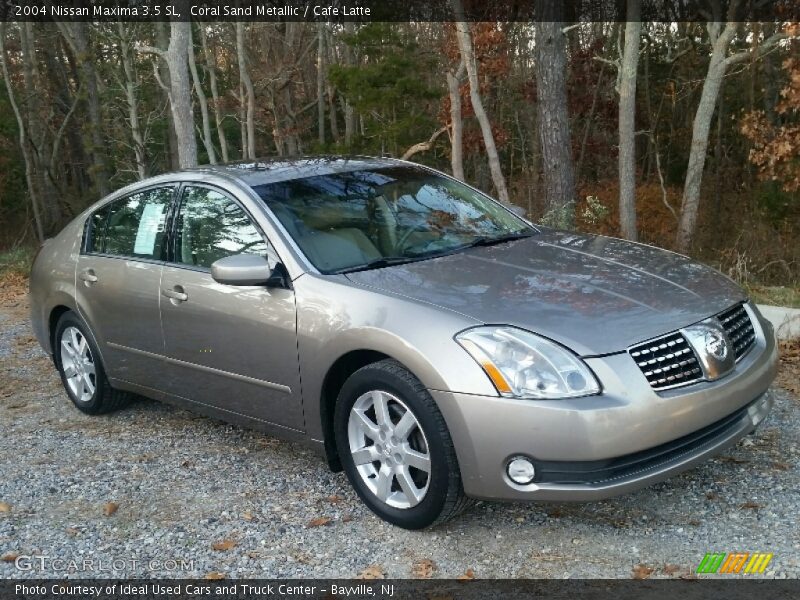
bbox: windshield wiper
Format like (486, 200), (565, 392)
(463, 231), (535, 250)
(333, 256), (428, 274)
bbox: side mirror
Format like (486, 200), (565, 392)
(501, 202), (526, 218)
(211, 254), (277, 287)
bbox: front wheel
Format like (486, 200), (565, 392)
(334, 359), (472, 529)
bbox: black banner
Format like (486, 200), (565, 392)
(2, 0), (800, 23)
(3, 579), (800, 600)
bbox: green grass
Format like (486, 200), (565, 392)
(745, 284), (800, 308)
(0, 246), (35, 279)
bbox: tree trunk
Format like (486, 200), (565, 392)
(117, 23), (146, 179)
(675, 21), (736, 253)
(618, 1), (641, 241)
(199, 27), (229, 163)
(188, 25), (217, 164)
(316, 23), (326, 147)
(0, 23), (44, 242)
(446, 60), (465, 180)
(325, 27), (340, 144)
(156, 22), (180, 170)
(534, 6), (576, 228)
(167, 22), (197, 168)
(451, 3), (510, 203)
(236, 22), (256, 160)
(343, 22), (356, 146)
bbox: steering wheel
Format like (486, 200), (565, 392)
(395, 222), (432, 253)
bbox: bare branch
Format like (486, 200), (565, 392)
(724, 31), (793, 67)
(136, 44), (165, 58)
(401, 126), (449, 160)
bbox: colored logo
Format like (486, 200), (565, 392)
(697, 552), (773, 574)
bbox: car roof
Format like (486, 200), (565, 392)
(169, 155), (407, 188)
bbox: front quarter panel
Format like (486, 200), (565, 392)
(295, 273), (496, 441)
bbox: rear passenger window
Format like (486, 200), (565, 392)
(87, 204), (110, 253)
(104, 187), (173, 259)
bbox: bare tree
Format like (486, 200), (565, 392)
(199, 26), (229, 163)
(188, 25), (217, 164)
(236, 22), (256, 160)
(676, 1), (792, 252)
(0, 23), (44, 242)
(451, 0), (510, 203)
(618, 0), (641, 241)
(56, 22), (110, 196)
(116, 23), (147, 179)
(534, 3), (576, 228)
(317, 23), (326, 147)
(446, 60), (465, 180)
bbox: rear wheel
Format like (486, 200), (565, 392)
(54, 311), (131, 415)
(334, 359), (472, 529)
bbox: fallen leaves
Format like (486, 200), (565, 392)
(632, 564), (654, 579)
(0, 501), (11, 513)
(740, 501), (763, 510)
(242, 511), (255, 522)
(1, 552), (19, 562)
(776, 338), (800, 395)
(457, 568), (476, 580)
(307, 516), (332, 528)
(772, 461), (790, 471)
(356, 565), (385, 580)
(102, 502), (119, 516)
(662, 563), (682, 575)
(411, 558), (436, 579)
(211, 539), (238, 552)
(204, 572), (226, 580)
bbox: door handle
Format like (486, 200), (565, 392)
(79, 269), (98, 284)
(162, 286), (188, 302)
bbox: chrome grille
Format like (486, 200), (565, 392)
(629, 332), (702, 390)
(717, 303), (756, 361)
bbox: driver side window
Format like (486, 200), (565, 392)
(174, 186), (273, 269)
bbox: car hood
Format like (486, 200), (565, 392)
(345, 230), (746, 356)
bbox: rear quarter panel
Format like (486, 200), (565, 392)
(29, 219), (83, 355)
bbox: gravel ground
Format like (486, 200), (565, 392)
(0, 292), (798, 580)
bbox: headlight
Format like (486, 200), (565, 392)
(455, 326), (600, 399)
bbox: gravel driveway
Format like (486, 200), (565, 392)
(1, 289), (798, 580)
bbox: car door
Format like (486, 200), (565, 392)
(157, 183), (303, 430)
(75, 185), (175, 389)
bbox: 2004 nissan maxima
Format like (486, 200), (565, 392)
(29, 157), (778, 529)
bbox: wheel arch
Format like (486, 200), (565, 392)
(318, 349), (392, 471)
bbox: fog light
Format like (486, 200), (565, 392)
(506, 456), (535, 485)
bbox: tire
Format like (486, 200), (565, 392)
(334, 359), (472, 529)
(53, 311), (131, 415)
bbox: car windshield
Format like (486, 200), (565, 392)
(252, 166), (535, 274)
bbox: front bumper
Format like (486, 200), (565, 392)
(432, 312), (778, 501)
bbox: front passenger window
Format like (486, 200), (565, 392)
(175, 187), (270, 269)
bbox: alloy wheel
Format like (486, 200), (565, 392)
(60, 326), (96, 402)
(347, 390), (431, 509)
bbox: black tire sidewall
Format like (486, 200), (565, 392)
(54, 311), (108, 413)
(334, 363), (453, 529)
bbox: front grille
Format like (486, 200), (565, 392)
(629, 331), (702, 390)
(717, 303), (756, 361)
